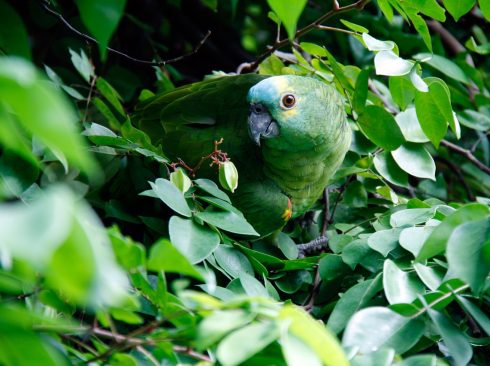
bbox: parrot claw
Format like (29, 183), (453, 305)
(296, 235), (328, 258)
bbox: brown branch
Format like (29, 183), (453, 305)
(88, 327), (211, 362)
(240, 0), (371, 72)
(440, 140), (490, 175)
(427, 21), (474, 67)
(42, 0), (211, 66)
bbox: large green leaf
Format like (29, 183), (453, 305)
(446, 218), (490, 293)
(391, 143), (436, 180)
(266, 0), (307, 40)
(195, 211), (259, 236)
(442, 0), (475, 21)
(148, 178), (192, 217)
(417, 203), (490, 261)
(169, 216), (220, 264)
(327, 276), (383, 334)
(357, 105), (405, 150)
(383, 260), (425, 304)
(414, 78), (453, 147)
(0, 0), (31, 60)
(427, 309), (473, 366)
(75, 0), (127, 60)
(147, 239), (204, 281)
(217, 321), (280, 366)
(343, 307), (425, 354)
(0, 57), (97, 176)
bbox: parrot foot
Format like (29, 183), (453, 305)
(297, 235), (328, 258)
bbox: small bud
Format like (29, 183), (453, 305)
(219, 161), (239, 193)
(170, 168), (192, 193)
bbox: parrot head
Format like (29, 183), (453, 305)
(247, 75), (346, 151)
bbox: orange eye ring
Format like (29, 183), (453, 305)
(281, 94), (296, 109)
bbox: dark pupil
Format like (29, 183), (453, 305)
(284, 95), (294, 107)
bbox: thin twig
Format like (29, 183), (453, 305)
(136, 346), (160, 366)
(240, 0), (371, 72)
(315, 25), (356, 35)
(410, 284), (469, 319)
(440, 140), (490, 175)
(42, 0), (211, 66)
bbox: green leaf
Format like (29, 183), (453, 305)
(343, 307), (425, 354)
(442, 0), (475, 21)
(414, 53), (471, 84)
(300, 42), (328, 57)
(239, 272), (269, 297)
(383, 259), (425, 304)
(75, 0), (127, 60)
(96, 77), (125, 115)
(351, 349), (395, 366)
(413, 263), (444, 291)
(389, 76), (415, 110)
(214, 245), (254, 278)
(147, 239), (204, 281)
(340, 19), (369, 33)
(414, 78), (452, 147)
(281, 333), (322, 366)
(456, 296), (490, 336)
(427, 309), (472, 366)
(446, 218), (490, 293)
(69, 48), (94, 83)
(374, 51), (414, 76)
(353, 69), (370, 114)
(0, 57), (97, 175)
(169, 216), (220, 264)
(279, 305), (349, 366)
(367, 228), (402, 256)
(266, 0), (307, 40)
(196, 310), (255, 349)
(479, 0), (490, 21)
(148, 178), (192, 217)
(390, 208), (434, 227)
(417, 203), (489, 261)
(357, 105), (405, 151)
(195, 178), (231, 203)
(391, 143), (436, 180)
(374, 151), (409, 188)
(406, 11), (432, 52)
(0, 186), (129, 307)
(327, 276), (383, 334)
(0, 0), (32, 59)
(406, 0), (446, 21)
(344, 180), (368, 207)
(217, 321), (280, 366)
(465, 36), (490, 55)
(362, 33), (395, 51)
(319, 254), (349, 281)
(377, 0), (394, 20)
(400, 226), (433, 257)
(395, 108), (430, 143)
(395, 355), (441, 366)
(195, 211), (259, 236)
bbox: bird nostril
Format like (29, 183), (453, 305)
(251, 103), (264, 114)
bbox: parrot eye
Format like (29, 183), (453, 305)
(281, 94), (296, 109)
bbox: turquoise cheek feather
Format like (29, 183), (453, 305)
(247, 75), (352, 216)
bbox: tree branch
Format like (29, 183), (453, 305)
(42, 0), (211, 66)
(240, 0), (371, 72)
(440, 140), (490, 175)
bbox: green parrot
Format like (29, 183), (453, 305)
(135, 74), (351, 241)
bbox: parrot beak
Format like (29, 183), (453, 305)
(248, 103), (279, 146)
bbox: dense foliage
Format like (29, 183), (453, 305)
(1, 0), (490, 365)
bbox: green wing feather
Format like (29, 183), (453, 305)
(134, 74), (290, 236)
